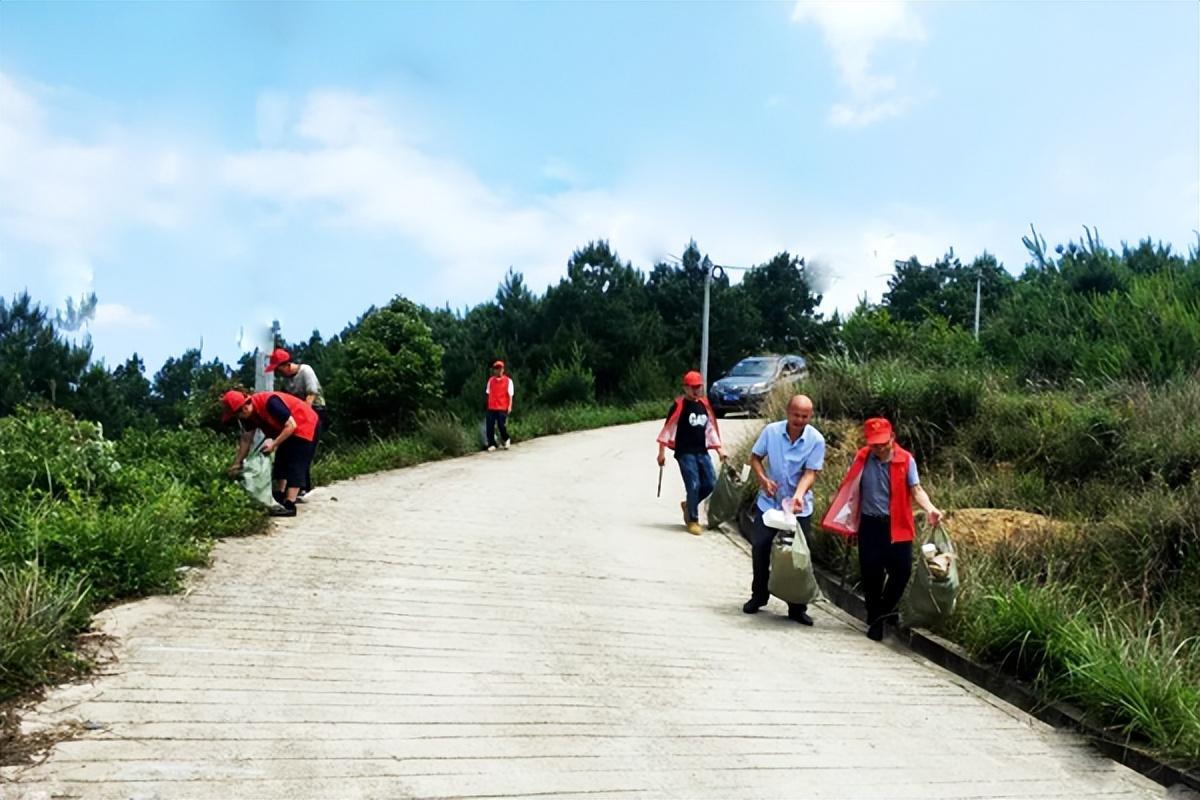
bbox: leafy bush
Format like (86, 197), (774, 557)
(807, 357), (983, 461)
(961, 391), (1125, 483)
(0, 563), (90, 700)
(0, 407), (120, 498)
(3, 490), (208, 603)
(617, 355), (674, 403)
(537, 347), (595, 406)
(418, 412), (471, 457)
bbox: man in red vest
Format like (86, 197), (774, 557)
(822, 417), (942, 640)
(485, 360), (514, 452)
(656, 371), (726, 535)
(222, 389), (320, 517)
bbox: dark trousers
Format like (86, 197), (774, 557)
(486, 410), (510, 447)
(858, 515), (913, 624)
(304, 407), (327, 492)
(676, 451), (716, 523)
(750, 510), (811, 614)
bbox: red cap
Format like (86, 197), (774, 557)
(264, 348), (291, 373)
(864, 417), (893, 445)
(221, 390), (249, 423)
(492, 360), (505, 369)
(683, 370), (703, 387)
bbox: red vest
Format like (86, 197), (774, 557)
(249, 392), (318, 442)
(823, 444), (917, 543)
(487, 376), (512, 411)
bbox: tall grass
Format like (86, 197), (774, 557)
(0, 564), (91, 700)
(951, 579), (1200, 761)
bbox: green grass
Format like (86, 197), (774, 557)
(0, 563), (91, 701)
(950, 580), (1200, 761)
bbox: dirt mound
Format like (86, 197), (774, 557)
(944, 508), (1073, 552)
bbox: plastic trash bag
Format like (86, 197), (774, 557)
(903, 524), (960, 627)
(706, 463), (744, 530)
(769, 524), (822, 606)
(239, 450), (277, 508)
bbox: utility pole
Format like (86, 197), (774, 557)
(700, 256), (713, 390)
(973, 273), (982, 340)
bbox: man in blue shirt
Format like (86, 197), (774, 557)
(744, 395), (825, 625)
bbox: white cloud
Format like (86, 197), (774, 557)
(792, 0), (926, 127)
(92, 302), (155, 330)
(0, 72), (200, 297)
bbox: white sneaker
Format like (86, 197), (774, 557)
(487, 445), (496, 452)
(502, 439), (511, 450)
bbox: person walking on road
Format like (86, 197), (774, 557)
(744, 394), (825, 625)
(485, 360), (514, 452)
(265, 348), (327, 496)
(657, 371), (725, 536)
(822, 417), (943, 641)
(222, 389), (320, 518)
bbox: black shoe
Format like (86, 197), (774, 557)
(269, 502), (297, 518)
(788, 609), (814, 626)
(742, 598), (767, 614)
(867, 620), (884, 641)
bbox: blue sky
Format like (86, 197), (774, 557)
(2, 1), (1197, 373)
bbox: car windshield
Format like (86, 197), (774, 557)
(727, 358), (777, 378)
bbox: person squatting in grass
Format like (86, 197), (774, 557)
(485, 360), (514, 452)
(823, 417), (943, 641)
(743, 394), (825, 626)
(222, 389), (320, 518)
(656, 370), (726, 536)
(265, 348), (327, 498)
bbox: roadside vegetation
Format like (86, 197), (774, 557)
(2, 228), (1197, 769)
(720, 231), (1200, 765)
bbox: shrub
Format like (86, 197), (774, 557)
(537, 347), (595, 406)
(12, 487), (209, 603)
(418, 412), (471, 457)
(961, 391), (1125, 483)
(0, 407), (120, 498)
(807, 357), (983, 461)
(1118, 378), (1200, 487)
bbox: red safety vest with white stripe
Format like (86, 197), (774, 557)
(656, 396), (722, 451)
(249, 392), (319, 442)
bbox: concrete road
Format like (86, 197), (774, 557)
(1, 419), (1166, 799)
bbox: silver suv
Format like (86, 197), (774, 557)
(708, 354), (808, 417)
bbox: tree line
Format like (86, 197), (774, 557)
(3, 228), (1197, 439)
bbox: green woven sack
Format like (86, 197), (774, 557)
(706, 464), (743, 530)
(903, 524), (960, 627)
(768, 525), (821, 605)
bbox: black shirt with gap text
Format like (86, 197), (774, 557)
(668, 398), (710, 456)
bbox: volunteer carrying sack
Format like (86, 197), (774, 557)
(706, 463), (744, 530)
(903, 522), (960, 628)
(768, 524), (821, 606)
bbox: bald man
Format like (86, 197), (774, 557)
(744, 395), (826, 625)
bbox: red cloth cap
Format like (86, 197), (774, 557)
(864, 417), (893, 445)
(221, 390), (249, 423)
(492, 360), (505, 368)
(682, 370), (703, 387)
(264, 348), (291, 373)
